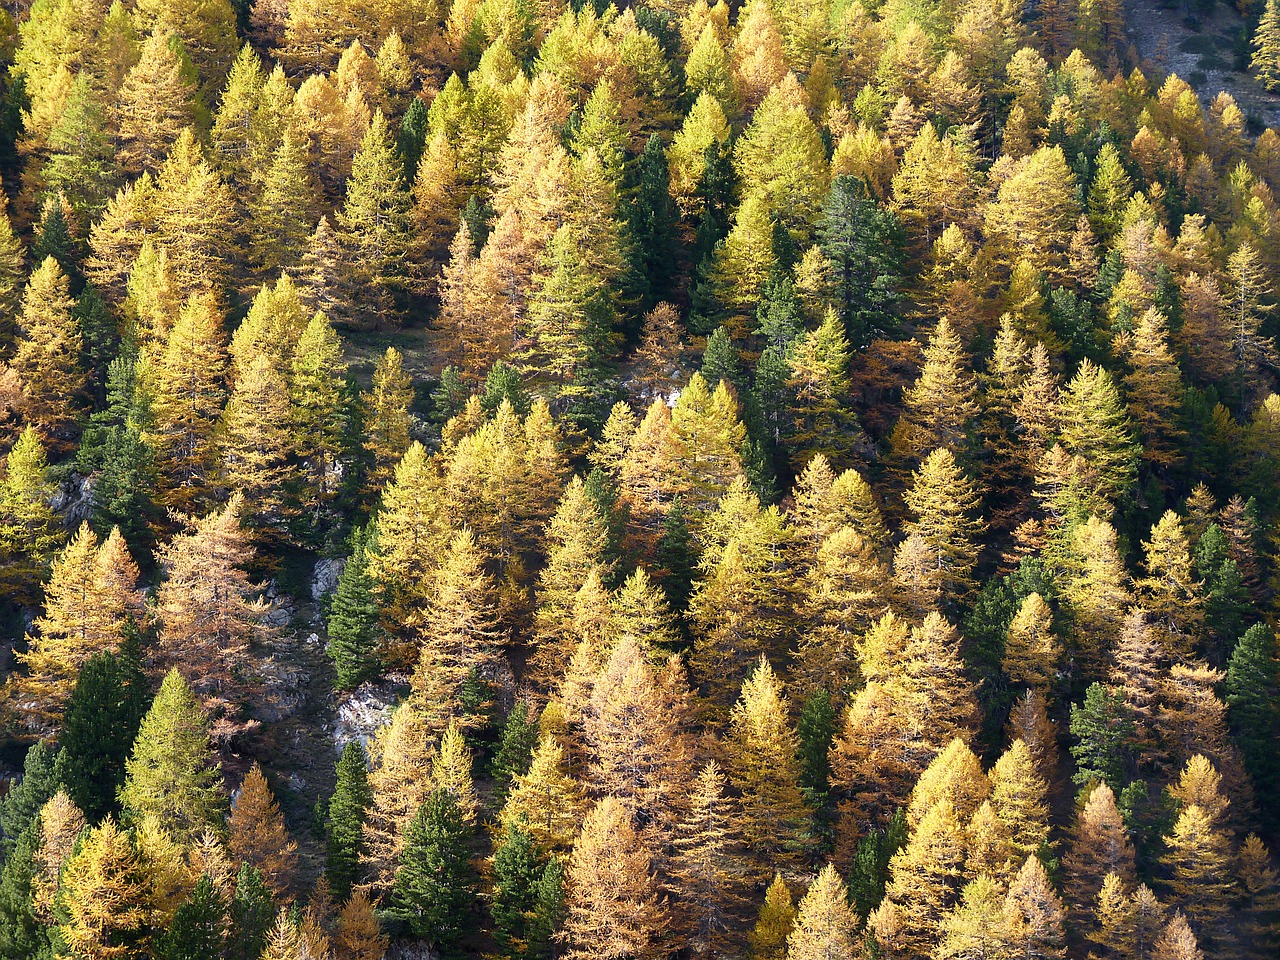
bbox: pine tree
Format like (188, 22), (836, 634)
(327, 528), (382, 692)
(13, 256), (84, 440)
(56, 646), (148, 823)
(726, 658), (812, 875)
(0, 428), (64, 606)
(154, 874), (228, 960)
(228, 763), (298, 899)
(490, 821), (544, 957)
(1253, 0), (1280, 93)
(327, 742), (373, 903)
(1225, 624), (1280, 816)
(383, 789), (475, 954)
(227, 864), (276, 960)
(0, 741), (61, 862)
(119, 669), (224, 844)
(560, 796), (666, 960)
(42, 76), (118, 219)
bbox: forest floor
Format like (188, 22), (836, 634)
(1125, 1), (1280, 129)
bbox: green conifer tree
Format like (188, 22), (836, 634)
(118, 669), (225, 844)
(326, 741), (373, 902)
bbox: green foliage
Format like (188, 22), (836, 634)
(55, 641), (149, 822)
(491, 702), (538, 803)
(326, 526), (382, 691)
(0, 823), (50, 960)
(118, 669), (225, 844)
(848, 808), (908, 919)
(0, 741), (59, 863)
(816, 175), (902, 349)
(1069, 683), (1134, 794)
(226, 864), (275, 960)
(382, 789), (476, 954)
(1226, 623), (1280, 827)
(796, 687), (837, 803)
(155, 875), (227, 960)
(326, 741), (373, 901)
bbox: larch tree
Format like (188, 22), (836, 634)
(12, 256), (84, 440)
(0, 427), (64, 607)
(871, 799), (967, 959)
(498, 734), (587, 856)
(584, 638), (694, 841)
(289, 309), (348, 515)
(1001, 592), (1060, 692)
(668, 760), (747, 957)
(1058, 360), (1140, 511)
(219, 354), (297, 534)
(1252, 0), (1280, 93)
(55, 819), (151, 960)
(336, 110), (413, 326)
(983, 146), (1079, 279)
(152, 495), (270, 715)
(12, 523), (141, 725)
(559, 796), (666, 960)
(893, 316), (978, 465)
(361, 347), (415, 494)
(228, 763), (298, 900)
(725, 657), (812, 876)
(1062, 782), (1136, 920)
(901, 447), (986, 606)
(1004, 855), (1067, 960)
(786, 864), (859, 960)
(360, 703), (435, 901)
(335, 890), (388, 960)
(119, 669), (225, 845)
(988, 740), (1052, 873)
(412, 528), (507, 737)
(532, 475), (612, 684)
(148, 292), (228, 513)
(114, 28), (195, 176)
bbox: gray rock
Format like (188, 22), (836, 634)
(312, 557), (346, 602)
(332, 680), (405, 752)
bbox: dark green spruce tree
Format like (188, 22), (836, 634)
(382, 789), (475, 956)
(326, 526), (381, 690)
(55, 636), (150, 822)
(154, 875), (228, 960)
(326, 741), (373, 901)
